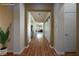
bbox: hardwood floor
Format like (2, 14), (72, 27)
(3, 33), (56, 56)
(21, 33), (56, 56)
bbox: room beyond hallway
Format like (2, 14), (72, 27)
(21, 33), (55, 56)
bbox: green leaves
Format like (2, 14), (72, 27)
(0, 27), (9, 47)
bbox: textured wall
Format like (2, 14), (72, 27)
(0, 5), (13, 52)
(0, 5), (13, 31)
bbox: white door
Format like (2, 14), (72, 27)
(64, 13), (76, 52)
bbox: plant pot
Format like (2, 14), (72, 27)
(0, 47), (7, 55)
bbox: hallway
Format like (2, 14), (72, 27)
(0, 3), (78, 56)
(21, 32), (55, 56)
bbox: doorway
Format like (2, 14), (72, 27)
(27, 11), (51, 43)
(23, 10), (55, 55)
(24, 4), (54, 55)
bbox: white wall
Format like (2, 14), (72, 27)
(54, 4), (64, 52)
(32, 17), (36, 34)
(44, 13), (51, 43)
(20, 4), (25, 51)
(27, 12), (32, 43)
(13, 4), (20, 53)
(54, 3), (76, 52)
(13, 4), (25, 53)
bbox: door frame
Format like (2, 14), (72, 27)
(24, 4), (54, 47)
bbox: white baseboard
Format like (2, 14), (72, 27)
(54, 48), (64, 56)
(14, 45), (29, 55)
(25, 45), (29, 48)
(49, 45), (64, 56)
(49, 45), (54, 48)
(14, 47), (25, 55)
(19, 47), (25, 54)
(28, 40), (31, 43)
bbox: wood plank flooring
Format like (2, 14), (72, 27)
(3, 33), (56, 56)
(21, 36), (55, 56)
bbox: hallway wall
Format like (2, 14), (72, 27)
(54, 4), (64, 52)
(20, 4), (25, 51)
(27, 12), (32, 43)
(44, 13), (51, 43)
(13, 4), (25, 54)
(13, 4), (20, 53)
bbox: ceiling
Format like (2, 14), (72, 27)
(25, 4), (53, 11)
(31, 11), (50, 23)
(0, 3), (15, 6)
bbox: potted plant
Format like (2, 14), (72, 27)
(0, 27), (9, 55)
